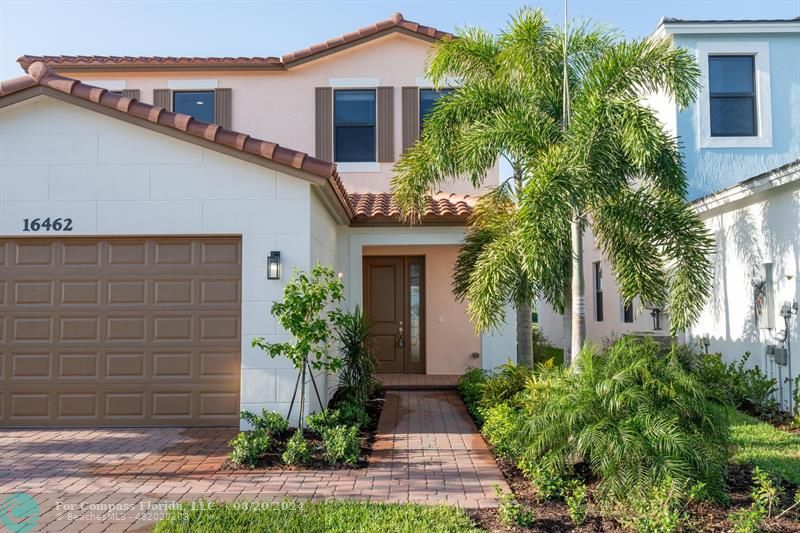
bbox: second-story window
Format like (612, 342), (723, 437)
(419, 88), (453, 131)
(593, 261), (604, 322)
(334, 89), (376, 162)
(708, 55), (757, 137)
(173, 91), (215, 123)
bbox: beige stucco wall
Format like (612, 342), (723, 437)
(363, 244), (481, 374)
(61, 33), (500, 195)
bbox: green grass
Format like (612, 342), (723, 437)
(153, 500), (481, 533)
(730, 409), (800, 484)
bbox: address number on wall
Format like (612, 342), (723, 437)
(22, 218), (74, 232)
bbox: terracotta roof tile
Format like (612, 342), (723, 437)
(18, 13), (452, 72)
(349, 191), (475, 224)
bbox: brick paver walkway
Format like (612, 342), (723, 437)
(0, 390), (507, 532)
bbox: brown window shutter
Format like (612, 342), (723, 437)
(214, 88), (232, 128)
(315, 87), (333, 161)
(121, 89), (140, 100)
(402, 86), (420, 153)
(377, 87), (394, 162)
(153, 89), (172, 111)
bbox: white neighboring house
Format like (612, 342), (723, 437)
(538, 17), (800, 408)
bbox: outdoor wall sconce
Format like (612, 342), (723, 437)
(650, 308), (662, 331)
(267, 251), (281, 280)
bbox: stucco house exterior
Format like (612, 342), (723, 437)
(539, 17), (800, 410)
(0, 13), (516, 428)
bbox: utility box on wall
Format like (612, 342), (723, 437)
(755, 263), (776, 330)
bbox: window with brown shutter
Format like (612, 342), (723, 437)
(153, 89), (172, 111)
(377, 86), (394, 162)
(121, 89), (140, 100)
(315, 87), (333, 161)
(401, 86), (420, 153)
(214, 88), (232, 129)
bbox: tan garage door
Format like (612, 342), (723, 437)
(0, 236), (242, 427)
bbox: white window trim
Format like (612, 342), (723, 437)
(329, 77), (380, 88)
(332, 87), (378, 168)
(697, 41), (772, 149)
(83, 79), (127, 91)
(415, 76), (462, 88)
(336, 162), (381, 173)
(167, 79), (219, 90)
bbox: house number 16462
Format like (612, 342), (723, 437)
(22, 217), (74, 232)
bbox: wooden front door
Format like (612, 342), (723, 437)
(363, 256), (425, 374)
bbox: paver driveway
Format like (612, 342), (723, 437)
(0, 390), (507, 532)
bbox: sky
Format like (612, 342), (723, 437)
(1, 0), (798, 79)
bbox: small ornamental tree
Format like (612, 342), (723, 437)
(252, 264), (344, 428)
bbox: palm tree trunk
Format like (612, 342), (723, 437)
(516, 300), (533, 367)
(562, 285), (572, 366)
(570, 214), (586, 363)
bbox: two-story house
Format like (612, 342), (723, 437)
(539, 16), (800, 410)
(0, 13), (514, 428)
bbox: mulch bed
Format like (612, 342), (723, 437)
(459, 396), (799, 532)
(221, 389), (385, 471)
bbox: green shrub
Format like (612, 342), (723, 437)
(282, 429), (311, 466)
(336, 306), (379, 405)
(323, 425), (360, 465)
(337, 401), (370, 429)
(457, 368), (487, 423)
(480, 403), (521, 460)
(623, 479), (693, 533)
(564, 480), (588, 525)
(727, 467), (780, 533)
(240, 409), (288, 435)
(684, 351), (776, 417)
(228, 431), (272, 468)
(516, 337), (731, 506)
(479, 362), (535, 410)
(306, 408), (341, 435)
(495, 486), (536, 527)
(517, 452), (569, 500)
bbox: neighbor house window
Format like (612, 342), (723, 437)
(708, 55), (757, 137)
(622, 300), (634, 323)
(334, 89), (376, 162)
(419, 88), (453, 130)
(593, 262), (604, 322)
(173, 91), (215, 123)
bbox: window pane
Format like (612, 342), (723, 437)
(173, 91), (215, 123)
(335, 126), (376, 162)
(623, 301), (634, 323)
(710, 96), (756, 136)
(709, 56), (754, 94)
(409, 263), (422, 364)
(334, 90), (376, 125)
(419, 88), (453, 128)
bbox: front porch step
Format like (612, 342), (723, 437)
(376, 374), (460, 391)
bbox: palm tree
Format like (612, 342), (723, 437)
(392, 8), (713, 366)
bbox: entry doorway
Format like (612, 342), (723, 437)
(363, 256), (425, 373)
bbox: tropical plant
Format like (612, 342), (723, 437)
(495, 486), (536, 527)
(564, 480), (588, 525)
(515, 338), (730, 506)
(480, 402), (521, 460)
(392, 7), (712, 364)
(335, 306), (379, 405)
(282, 429), (311, 466)
(479, 361), (535, 410)
(228, 431), (272, 468)
(457, 368), (487, 423)
(252, 265), (344, 427)
(240, 409), (289, 435)
(323, 425), (361, 465)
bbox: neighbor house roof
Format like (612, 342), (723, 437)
(0, 62), (472, 226)
(18, 13), (452, 72)
(656, 16), (800, 36)
(349, 192), (475, 225)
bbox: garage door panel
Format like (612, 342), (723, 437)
(15, 242), (56, 266)
(60, 280), (101, 305)
(1, 236), (242, 427)
(62, 241), (100, 266)
(12, 316), (52, 342)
